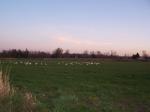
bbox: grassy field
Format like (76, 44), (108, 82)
(0, 59), (150, 112)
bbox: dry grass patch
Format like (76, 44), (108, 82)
(0, 69), (13, 97)
(0, 68), (46, 112)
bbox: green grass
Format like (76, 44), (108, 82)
(0, 59), (150, 112)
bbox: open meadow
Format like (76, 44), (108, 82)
(0, 59), (150, 112)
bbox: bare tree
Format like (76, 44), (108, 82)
(90, 51), (96, 58)
(132, 53), (140, 59)
(142, 50), (149, 59)
(83, 50), (89, 58)
(63, 49), (70, 58)
(52, 48), (63, 58)
(110, 50), (117, 57)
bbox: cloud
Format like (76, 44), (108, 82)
(50, 35), (113, 52)
(57, 36), (112, 46)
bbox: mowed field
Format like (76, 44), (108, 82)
(0, 59), (150, 112)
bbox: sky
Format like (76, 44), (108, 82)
(0, 0), (150, 55)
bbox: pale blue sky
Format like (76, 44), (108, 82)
(0, 0), (150, 55)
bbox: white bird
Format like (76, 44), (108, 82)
(14, 62), (18, 64)
(35, 62), (38, 65)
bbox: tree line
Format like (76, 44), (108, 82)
(0, 48), (149, 60)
